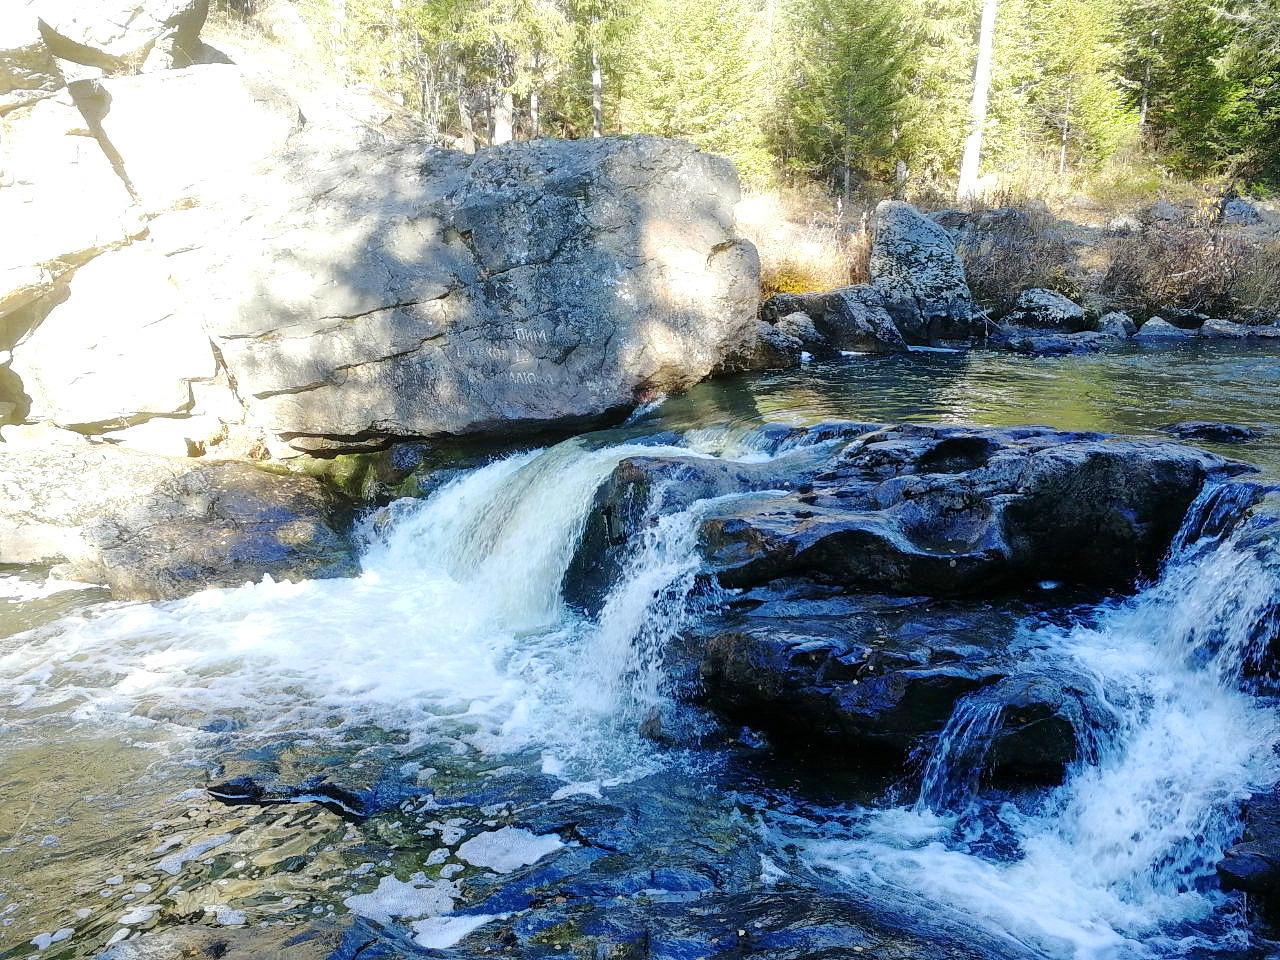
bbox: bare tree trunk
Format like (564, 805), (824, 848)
(493, 88), (515, 144)
(1059, 87), (1072, 175)
(1140, 56), (1151, 126)
(530, 88), (541, 138)
(389, 0), (404, 104)
(457, 65), (476, 153)
(590, 34), (603, 138)
(957, 0), (998, 200)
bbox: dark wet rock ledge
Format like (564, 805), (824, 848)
(566, 422), (1254, 788)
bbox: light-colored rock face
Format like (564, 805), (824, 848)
(1008, 288), (1089, 332)
(869, 200), (973, 343)
(72, 64), (304, 209)
(0, 91), (141, 274)
(177, 136), (760, 452)
(11, 245), (216, 427)
(0, 9), (63, 115)
(33, 0), (209, 72)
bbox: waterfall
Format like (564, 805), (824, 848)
(779, 483), (1280, 958)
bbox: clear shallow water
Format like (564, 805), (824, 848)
(0, 343), (1278, 958)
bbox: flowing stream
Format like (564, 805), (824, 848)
(1, 342), (1279, 958)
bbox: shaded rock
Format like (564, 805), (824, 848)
(1158, 306), (1210, 330)
(1005, 288), (1088, 332)
(695, 586), (1013, 756)
(1097, 311), (1137, 338)
(35, 0), (210, 74)
(996, 329), (1122, 356)
(760, 286), (906, 354)
(0, 9), (64, 115)
(1160, 422), (1261, 444)
(1201, 318), (1280, 340)
(179, 136), (760, 453)
(1222, 197), (1263, 226)
(70, 64), (303, 210)
(720, 319), (803, 373)
(1219, 788), (1280, 927)
(10, 244), (217, 428)
(0, 430), (356, 599)
(869, 200), (973, 343)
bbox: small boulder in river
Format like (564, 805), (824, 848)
(869, 200), (974, 343)
(0, 427), (356, 600)
(1005, 288), (1089, 332)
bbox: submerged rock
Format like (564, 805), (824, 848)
(1160, 421), (1262, 444)
(0, 429), (356, 599)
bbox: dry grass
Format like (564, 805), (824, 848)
(947, 203), (1082, 311)
(737, 186), (871, 296)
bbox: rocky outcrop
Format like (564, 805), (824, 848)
(752, 201), (974, 358)
(1220, 788), (1280, 927)
(1, 3), (762, 457)
(0, 426), (356, 599)
(33, 0), (210, 73)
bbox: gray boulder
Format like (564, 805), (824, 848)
(1201, 318), (1280, 340)
(177, 135), (760, 453)
(0, 427), (356, 599)
(1135, 317), (1197, 340)
(1222, 197), (1263, 226)
(567, 423), (1245, 611)
(760, 285), (907, 354)
(1006, 288), (1088, 332)
(1097, 311), (1137, 338)
(33, 0), (210, 73)
(869, 200), (973, 343)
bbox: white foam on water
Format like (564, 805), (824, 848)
(455, 827), (563, 873)
(0, 439), (720, 779)
(412, 913), (506, 949)
(343, 874), (459, 924)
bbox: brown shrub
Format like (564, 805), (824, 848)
(1101, 221), (1263, 318)
(944, 206), (1081, 312)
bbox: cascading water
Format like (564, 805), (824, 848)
(769, 482), (1280, 958)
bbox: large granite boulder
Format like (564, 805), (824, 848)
(33, 0), (210, 73)
(10, 244), (217, 428)
(0, 426), (356, 600)
(869, 200), (973, 343)
(175, 135), (760, 453)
